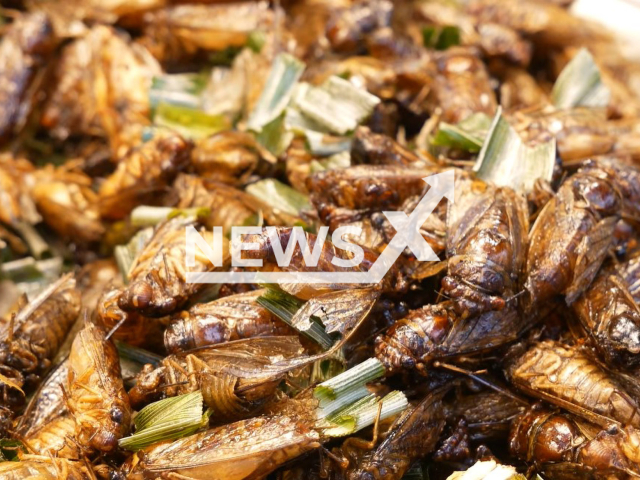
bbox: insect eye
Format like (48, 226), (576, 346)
(110, 407), (124, 424)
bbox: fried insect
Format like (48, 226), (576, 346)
(0, 456), (91, 480)
(191, 131), (275, 186)
(118, 217), (228, 317)
(446, 391), (526, 442)
(97, 288), (162, 349)
(505, 340), (640, 428)
(351, 126), (427, 168)
(164, 290), (294, 353)
(31, 162), (105, 243)
(0, 275), (80, 408)
(140, 2), (273, 66)
(66, 320), (132, 453)
(426, 48), (497, 124)
(339, 387), (449, 480)
(572, 267), (640, 369)
(525, 165), (622, 308)
(172, 174), (259, 233)
(0, 12), (55, 145)
(0, 155), (39, 228)
(619, 251), (640, 304)
(510, 406), (640, 479)
(127, 336), (308, 419)
(41, 25), (161, 146)
(375, 301), (524, 374)
(122, 414), (320, 480)
(442, 179), (529, 318)
(99, 132), (192, 220)
(13, 360), (82, 459)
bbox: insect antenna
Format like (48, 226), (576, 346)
(105, 315), (127, 341)
(433, 361), (529, 406)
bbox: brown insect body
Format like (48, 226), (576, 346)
(510, 407), (640, 479)
(67, 321), (132, 453)
(375, 301), (524, 374)
(99, 132), (192, 220)
(506, 340), (640, 428)
(442, 180), (529, 318)
(525, 167), (622, 309)
(0, 12), (55, 145)
(343, 388), (449, 480)
(118, 217), (228, 317)
(0, 457), (91, 480)
(128, 336), (308, 419)
(0, 277), (80, 407)
(123, 414), (320, 480)
(164, 290), (294, 353)
(573, 268), (640, 369)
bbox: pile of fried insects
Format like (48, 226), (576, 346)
(2, 0), (640, 478)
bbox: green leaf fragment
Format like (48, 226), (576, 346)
(551, 48), (610, 109)
(245, 179), (311, 217)
(153, 103), (229, 140)
(423, 25), (461, 50)
(474, 107), (555, 193)
(119, 392), (210, 451)
(431, 112), (492, 153)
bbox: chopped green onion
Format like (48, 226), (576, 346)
(474, 107), (555, 193)
(314, 358), (385, 403)
(119, 392), (211, 451)
(130, 206), (210, 228)
(320, 391), (408, 437)
(247, 53), (305, 132)
(431, 112), (492, 153)
(305, 131), (352, 157)
(310, 151), (351, 173)
(153, 102), (229, 140)
(247, 30), (266, 53)
(253, 113), (295, 156)
(150, 73), (209, 110)
(246, 179), (311, 217)
(446, 460), (526, 480)
(296, 76), (380, 135)
(13, 221), (49, 259)
(551, 48), (610, 109)
(257, 288), (334, 350)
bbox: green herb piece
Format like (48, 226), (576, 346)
(246, 179), (311, 217)
(247, 53), (305, 132)
(474, 107), (555, 193)
(320, 390), (408, 437)
(431, 112), (492, 153)
(423, 25), (461, 50)
(130, 206), (210, 228)
(0, 439), (26, 462)
(314, 358), (385, 403)
(296, 76), (380, 135)
(310, 151), (351, 173)
(119, 392), (210, 451)
(552, 48), (610, 109)
(247, 31), (266, 53)
(257, 288), (334, 350)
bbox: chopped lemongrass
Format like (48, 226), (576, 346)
(310, 151), (351, 173)
(119, 392), (211, 451)
(305, 131), (353, 156)
(247, 30), (266, 53)
(153, 102), (229, 140)
(130, 206), (210, 227)
(315, 385), (370, 419)
(13, 221), (49, 259)
(552, 48), (610, 109)
(431, 112), (492, 153)
(296, 76), (380, 135)
(149, 73), (208, 110)
(0, 256), (62, 283)
(474, 107), (555, 193)
(253, 114), (295, 156)
(247, 53), (305, 132)
(446, 460), (525, 480)
(246, 179), (311, 217)
(314, 357), (385, 403)
(257, 288), (334, 350)
(115, 227), (154, 283)
(320, 390), (408, 437)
